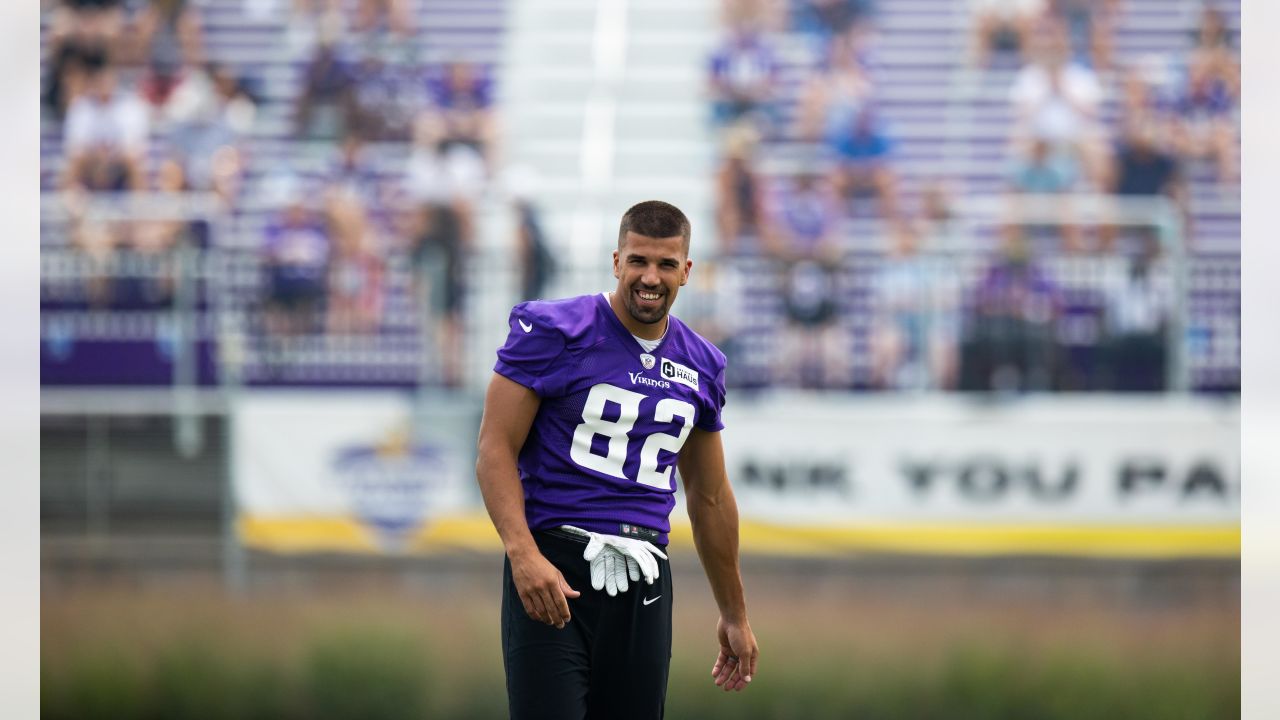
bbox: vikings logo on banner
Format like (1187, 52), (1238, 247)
(332, 427), (450, 551)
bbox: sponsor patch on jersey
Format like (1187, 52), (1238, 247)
(659, 357), (699, 390)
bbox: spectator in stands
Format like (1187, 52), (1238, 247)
(112, 157), (191, 308)
(825, 101), (901, 224)
(721, 0), (785, 37)
(793, 0), (875, 46)
(714, 123), (769, 255)
(345, 42), (423, 143)
(164, 63), (255, 206)
(283, 0), (344, 54)
(504, 166), (557, 302)
(1048, 0), (1119, 70)
(419, 60), (498, 164)
(324, 190), (385, 334)
(316, 131), (389, 335)
(134, 157), (189, 255)
(354, 0), (413, 40)
(968, 0), (1044, 68)
(61, 63), (149, 193)
(43, 0), (122, 119)
(44, 41), (105, 122)
(326, 132), (384, 212)
(870, 223), (959, 390)
(794, 31), (872, 145)
(1098, 117), (1187, 253)
(515, 201), (555, 302)
(138, 52), (185, 110)
(405, 116), (486, 223)
(1009, 18), (1109, 190)
(51, 0), (125, 49)
(1115, 118), (1182, 200)
(404, 120), (485, 387)
(69, 155), (184, 310)
(130, 0), (204, 71)
(1119, 64), (1175, 136)
(764, 169), (843, 262)
(707, 25), (780, 135)
(764, 170), (849, 388)
(295, 34), (352, 140)
(1171, 8), (1238, 185)
(960, 228), (1059, 392)
(1010, 137), (1075, 194)
(916, 178), (962, 252)
(1103, 239), (1169, 391)
(795, 32), (898, 223)
(1008, 136), (1085, 251)
(262, 178), (330, 336)
(1188, 3), (1238, 88)
(916, 179), (962, 246)
(69, 209), (120, 308)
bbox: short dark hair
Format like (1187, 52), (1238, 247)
(618, 200), (691, 253)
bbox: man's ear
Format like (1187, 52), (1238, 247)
(613, 250), (621, 279)
(681, 259), (693, 286)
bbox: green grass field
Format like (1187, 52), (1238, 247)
(42, 562), (1239, 719)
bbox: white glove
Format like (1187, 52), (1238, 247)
(561, 526), (668, 597)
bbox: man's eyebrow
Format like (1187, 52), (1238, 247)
(627, 253), (680, 263)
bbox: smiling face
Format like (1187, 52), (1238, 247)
(610, 231), (692, 339)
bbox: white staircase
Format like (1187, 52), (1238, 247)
(497, 0), (717, 280)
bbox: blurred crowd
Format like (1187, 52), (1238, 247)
(42, 0), (553, 387)
(41, 0), (1235, 394)
(705, 0), (1237, 393)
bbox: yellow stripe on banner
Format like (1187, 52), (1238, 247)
(239, 514), (1239, 559)
(669, 521), (1241, 559)
(237, 516), (381, 554)
(408, 515), (502, 552)
(236, 514), (504, 555)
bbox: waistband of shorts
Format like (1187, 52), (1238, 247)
(537, 524), (667, 548)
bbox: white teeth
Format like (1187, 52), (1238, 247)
(638, 291), (660, 300)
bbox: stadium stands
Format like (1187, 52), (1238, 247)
(41, 0), (507, 387)
(40, 0), (1237, 393)
(706, 0), (1238, 392)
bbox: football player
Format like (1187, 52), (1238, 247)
(476, 201), (759, 719)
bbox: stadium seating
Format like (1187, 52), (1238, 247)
(40, 0), (507, 387)
(713, 0), (1238, 392)
(39, 0), (1237, 392)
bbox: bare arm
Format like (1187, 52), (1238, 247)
(476, 372), (579, 627)
(678, 427), (758, 691)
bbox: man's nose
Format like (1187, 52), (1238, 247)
(641, 265), (661, 286)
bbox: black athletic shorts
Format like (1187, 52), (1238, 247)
(502, 528), (673, 720)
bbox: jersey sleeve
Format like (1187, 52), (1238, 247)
(494, 304), (570, 397)
(696, 363), (728, 432)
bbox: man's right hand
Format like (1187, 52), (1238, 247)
(509, 548), (580, 629)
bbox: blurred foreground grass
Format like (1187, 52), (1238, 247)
(42, 572), (1238, 719)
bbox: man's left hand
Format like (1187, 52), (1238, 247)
(711, 616), (758, 692)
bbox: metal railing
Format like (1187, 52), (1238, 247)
(39, 191), (1236, 398)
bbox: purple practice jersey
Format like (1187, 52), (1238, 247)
(494, 293), (727, 544)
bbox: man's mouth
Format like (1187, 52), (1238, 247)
(634, 289), (663, 306)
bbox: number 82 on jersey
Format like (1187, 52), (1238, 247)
(569, 383), (695, 490)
